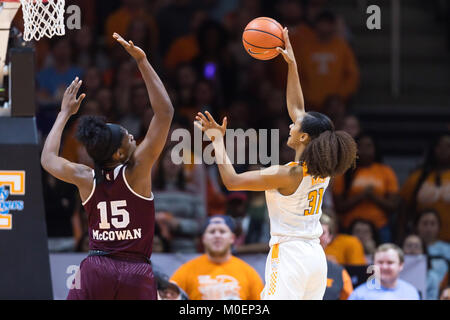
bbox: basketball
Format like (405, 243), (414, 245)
(242, 17), (285, 60)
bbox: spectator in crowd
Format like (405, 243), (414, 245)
(170, 215), (264, 299)
(191, 19), (238, 104)
(402, 233), (444, 300)
(348, 244), (420, 300)
(126, 17), (160, 66)
(295, 10), (359, 111)
(321, 213), (367, 266)
(440, 286), (450, 300)
(157, 0), (198, 55)
(95, 87), (118, 122)
(80, 66), (103, 99)
(104, 0), (158, 50)
(350, 219), (379, 260)
(414, 210), (450, 284)
(153, 147), (207, 253)
(320, 214), (354, 300)
(164, 10), (208, 72)
(321, 95), (348, 130)
(119, 82), (151, 138)
(339, 113), (361, 138)
(72, 26), (110, 71)
(154, 270), (188, 300)
(36, 38), (83, 108)
(333, 133), (401, 243)
(400, 134), (450, 242)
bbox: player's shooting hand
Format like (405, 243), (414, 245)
(276, 27), (296, 65)
(195, 111), (227, 142)
(61, 77), (86, 115)
(113, 32), (147, 62)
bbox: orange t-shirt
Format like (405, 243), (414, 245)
(104, 8), (159, 48)
(164, 34), (199, 71)
(332, 163), (399, 229)
(170, 254), (264, 300)
(401, 169), (450, 242)
(325, 234), (367, 266)
(296, 35), (359, 110)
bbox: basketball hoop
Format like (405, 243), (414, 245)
(1, 0), (65, 41)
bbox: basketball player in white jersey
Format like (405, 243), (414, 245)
(194, 28), (357, 300)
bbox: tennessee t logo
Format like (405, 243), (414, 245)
(0, 171), (25, 230)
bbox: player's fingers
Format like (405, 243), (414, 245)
(205, 111), (218, 125)
(222, 117), (227, 129)
(129, 40), (134, 47)
(114, 33), (129, 47)
(74, 79), (83, 93)
(77, 93), (86, 104)
(197, 112), (209, 124)
(276, 47), (286, 55)
(283, 27), (290, 45)
(68, 78), (78, 93)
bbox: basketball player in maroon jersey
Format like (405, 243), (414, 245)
(41, 33), (174, 299)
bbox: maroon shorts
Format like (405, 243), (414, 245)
(67, 255), (157, 300)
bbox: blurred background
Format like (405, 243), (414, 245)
(5, 0), (449, 299)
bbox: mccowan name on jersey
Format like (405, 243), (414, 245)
(92, 228), (142, 241)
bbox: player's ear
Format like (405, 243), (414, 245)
(299, 132), (310, 143)
(112, 148), (125, 162)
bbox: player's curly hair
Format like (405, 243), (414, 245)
(299, 112), (357, 179)
(76, 115), (124, 183)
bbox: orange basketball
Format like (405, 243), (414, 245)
(242, 17), (285, 60)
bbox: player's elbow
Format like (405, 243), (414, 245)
(40, 154), (49, 171)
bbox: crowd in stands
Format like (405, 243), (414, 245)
(26, 0), (449, 299)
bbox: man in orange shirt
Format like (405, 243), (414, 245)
(170, 215), (264, 300)
(296, 10), (359, 111)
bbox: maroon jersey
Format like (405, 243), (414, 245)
(83, 164), (155, 259)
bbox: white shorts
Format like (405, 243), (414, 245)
(260, 239), (327, 300)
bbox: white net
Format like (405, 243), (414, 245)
(20, 0), (65, 41)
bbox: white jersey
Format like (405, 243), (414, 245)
(265, 162), (330, 246)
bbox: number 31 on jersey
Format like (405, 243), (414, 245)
(304, 188), (324, 216)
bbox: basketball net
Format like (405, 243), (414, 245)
(20, 0), (66, 41)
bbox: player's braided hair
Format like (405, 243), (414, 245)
(76, 115), (124, 184)
(299, 112), (357, 179)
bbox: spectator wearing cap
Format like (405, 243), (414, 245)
(348, 244), (420, 300)
(170, 215), (264, 300)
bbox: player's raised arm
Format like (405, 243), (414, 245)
(113, 33), (174, 169)
(40, 78), (92, 191)
(276, 28), (305, 123)
(195, 111), (298, 191)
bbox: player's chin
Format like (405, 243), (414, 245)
(286, 138), (295, 149)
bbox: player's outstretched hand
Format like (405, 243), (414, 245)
(195, 111), (227, 142)
(113, 32), (147, 62)
(276, 27), (296, 65)
(61, 77), (86, 115)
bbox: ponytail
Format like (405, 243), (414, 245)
(300, 130), (357, 179)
